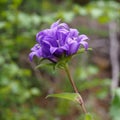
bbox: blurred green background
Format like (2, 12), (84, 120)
(0, 0), (120, 120)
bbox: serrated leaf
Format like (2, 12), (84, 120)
(85, 113), (93, 120)
(46, 93), (80, 102)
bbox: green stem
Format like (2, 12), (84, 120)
(64, 64), (87, 113)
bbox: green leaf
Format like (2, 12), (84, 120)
(46, 93), (80, 102)
(35, 63), (55, 69)
(85, 113), (93, 120)
(110, 88), (120, 120)
(55, 56), (72, 69)
(77, 48), (92, 54)
(30, 88), (40, 96)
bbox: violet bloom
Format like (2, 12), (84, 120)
(29, 20), (89, 62)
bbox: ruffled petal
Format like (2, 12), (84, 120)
(58, 23), (69, 30)
(50, 20), (60, 28)
(29, 48), (42, 61)
(29, 52), (37, 61)
(36, 29), (51, 43)
(78, 34), (89, 42)
(36, 31), (44, 43)
(80, 41), (88, 50)
(69, 28), (79, 37)
(60, 44), (69, 51)
(56, 31), (68, 46)
(50, 47), (58, 54)
(31, 44), (40, 51)
(53, 48), (64, 57)
(41, 41), (52, 58)
(67, 41), (80, 55)
(50, 44), (68, 54)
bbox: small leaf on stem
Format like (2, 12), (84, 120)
(46, 92), (80, 102)
(35, 63), (55, 69)
(76, 48), (92, 55)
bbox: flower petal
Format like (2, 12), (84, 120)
(80, 41), (88, 50)
(69, 28), (79, 37)
(60, 44), (69, 51)
(58, 23), (69, 29)
(50, 44), (68, 55)
(50, 47), (58, 54)
(54, 48), (64, 56)
(29, 52), (37, 61)
(31, 44), (40, 51)
(50, 20), (60, 28)
(78, 34), (89, 42)
(41, 42), (52, 58)
(29, 48), (42, 61)
(67, 41), (80, 55)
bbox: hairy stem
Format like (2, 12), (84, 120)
(64, 64), (87, 113)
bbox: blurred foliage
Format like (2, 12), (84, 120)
(110, 88), (120, 120)
(74, 0), (120, 23)
(0, 0), (120, 120)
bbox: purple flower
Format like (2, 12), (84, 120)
(29, 20), (89, 62)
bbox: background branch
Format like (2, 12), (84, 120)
(109, 21), (120, 95)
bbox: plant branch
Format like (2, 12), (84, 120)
(64, 64), (87, 113)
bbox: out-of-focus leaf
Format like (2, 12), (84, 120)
(0, 56), (5, 64)
(30, 88), (40, 96)
(98, 15), (110, 23)
(90, 8), (103, 19)
(87, 65), (99, 75)
(76, 48), (92, 55)
(73, 5), (87, 16)
(62, 12), (75, 22)
(85, 113), (93, 120)
(31, 14), (41, 25)
(10, 81), (20, 94)
(110, 88), (120, 120)
(17, 12), (31, 28)
(0, 21), (6, 29)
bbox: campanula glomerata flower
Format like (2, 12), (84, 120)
(29, 20), (89, 62)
